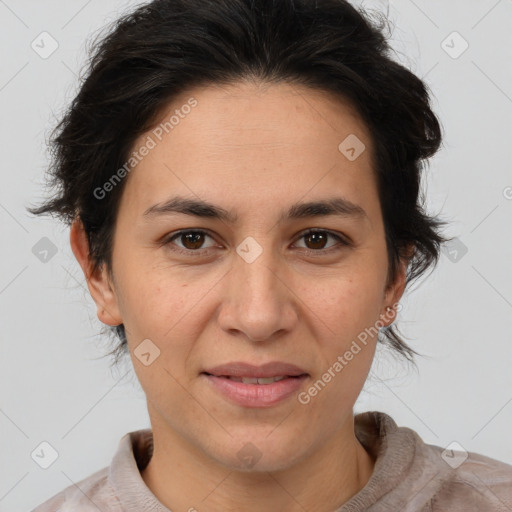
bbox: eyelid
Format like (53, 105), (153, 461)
(162, 228), (351, 256)
(164, 229), (220, 254)
(298, 228), (352, 249)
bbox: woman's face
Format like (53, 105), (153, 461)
(76, 81), (406, 471)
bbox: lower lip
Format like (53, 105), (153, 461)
(202, 374), (308, 408)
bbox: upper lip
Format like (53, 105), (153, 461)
(202, 361), (308, 378)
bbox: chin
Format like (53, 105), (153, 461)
(209, 430), (309, 473)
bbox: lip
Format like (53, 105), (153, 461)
(202, 361), (308, 379)
(202, 373), (309, 408)
(200, 361), (309, 408)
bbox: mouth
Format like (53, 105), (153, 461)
(202, 361), (309, 379)
(200, 367), (309, 408)
(201, 373), (306, 384)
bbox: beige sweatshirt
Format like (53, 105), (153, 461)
(31, 411), (512, 511)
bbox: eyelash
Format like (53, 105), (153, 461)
(162, 229), (351, 257)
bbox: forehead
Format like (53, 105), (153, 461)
(157, 80), (371, 145)
(119, 80), (378, 222)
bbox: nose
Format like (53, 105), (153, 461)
(217, 248), (298, 343)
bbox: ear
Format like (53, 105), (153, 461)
(380, 244), (414, 326)
(69, 218), (123, 326)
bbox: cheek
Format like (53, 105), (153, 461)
(298, 265), (385, 341)
(118, 255), (386, 343)
(115, 249), (192, 320)
(121, 273), (204, 403)
(117, 263), (220, 363)
(297, 273), (381, 414)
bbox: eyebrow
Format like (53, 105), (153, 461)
(143, 195), (368, 223)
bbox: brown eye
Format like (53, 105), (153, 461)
(163, 228), (349, 257)
(303, 231), (329, 250)
(295, 229), (348, 253)
(165, 230), (217, 254)
(179, 231), (207, 250)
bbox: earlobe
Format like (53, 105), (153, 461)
(69, 218), (123, 326)
(381, 247), (412, 325)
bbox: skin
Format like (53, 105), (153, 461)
(70, 80), (409, 512)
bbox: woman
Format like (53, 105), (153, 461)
(29, 0), (512, 510)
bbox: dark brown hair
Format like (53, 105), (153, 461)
(27, 0), (450, 367)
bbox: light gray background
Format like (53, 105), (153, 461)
(1, 0), (511, 510)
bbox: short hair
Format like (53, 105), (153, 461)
(27, 0), (449, 367)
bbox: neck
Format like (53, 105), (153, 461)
(141, 412), (375, 512)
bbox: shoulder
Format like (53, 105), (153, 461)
(31, 429), (153, 512)
(421, 441), (512, 511)
(355, 411), (512, 512)
(31, 466), (121, 512)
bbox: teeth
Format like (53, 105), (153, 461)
(225, 376), (288, 384)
